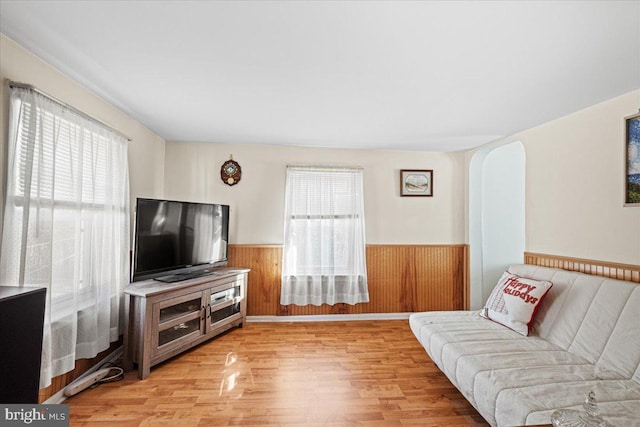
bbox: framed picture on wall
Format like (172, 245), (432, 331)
(401, 169), (433, 197)
(625, 111), (640, 206)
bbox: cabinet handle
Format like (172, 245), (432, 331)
(206, 304), (212, 319)
(201, 306), (206, 321)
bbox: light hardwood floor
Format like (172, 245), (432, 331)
(67, 321), (488, 426)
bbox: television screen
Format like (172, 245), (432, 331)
(132, 198), (229, 282)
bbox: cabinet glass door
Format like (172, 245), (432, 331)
(207, 281), (243, 329)
(210, 302), (241, 325)
(159, 298), (201, 323)
(158, 318), (200, 346)
(155, 291), (204, 353)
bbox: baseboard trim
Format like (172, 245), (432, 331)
(246, 312), (413, 322)
(43, 346), (124, 404)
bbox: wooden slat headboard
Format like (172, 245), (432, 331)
(524, 252), (640, 283)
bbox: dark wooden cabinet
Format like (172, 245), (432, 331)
(0, 286), (46, 403)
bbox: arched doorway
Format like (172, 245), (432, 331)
(468, 140), (525, 309)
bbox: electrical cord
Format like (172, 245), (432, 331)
(89, 358), (125, 389)
(98, 367), (124, 383)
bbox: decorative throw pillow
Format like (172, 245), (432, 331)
(481, 271), (552, 336)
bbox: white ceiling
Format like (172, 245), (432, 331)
(1, 1), (639, 151)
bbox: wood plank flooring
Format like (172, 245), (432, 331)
(67, 321), (488, 426)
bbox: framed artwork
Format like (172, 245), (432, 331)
(401, 169), (433, 197)
(626, 112), (640, 206)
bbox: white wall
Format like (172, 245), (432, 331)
(0, 35), (166, 239)
(163, 142), (465, 245)
(516, 90), (640, 265)
(480, 142), (525, 300)
(467, 140), (525, 309)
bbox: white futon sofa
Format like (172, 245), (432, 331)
(410, 264), (640, 426)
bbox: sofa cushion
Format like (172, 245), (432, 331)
(509, 265), (640, 379)
(595, 286), (640, 380)
(508, 265), (602, 348)
(409, 310), (506, 370)
(482, 271), (552, 336)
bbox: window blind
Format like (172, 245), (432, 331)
(280, 166), (369, 306)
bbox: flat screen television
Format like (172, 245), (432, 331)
(131, 198), (229, 282)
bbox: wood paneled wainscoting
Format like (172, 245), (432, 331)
(227, 244), (469, 316)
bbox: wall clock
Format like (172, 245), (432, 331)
(221, 158), (242, 186)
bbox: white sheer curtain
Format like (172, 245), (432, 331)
(281, 166), (369, 306)
(0, 87), (130, 388)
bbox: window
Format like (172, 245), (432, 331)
(0, 86), (129, 388)
(280, 166), (369, 306)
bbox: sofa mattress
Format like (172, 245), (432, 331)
(410, 310), (640, 426)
